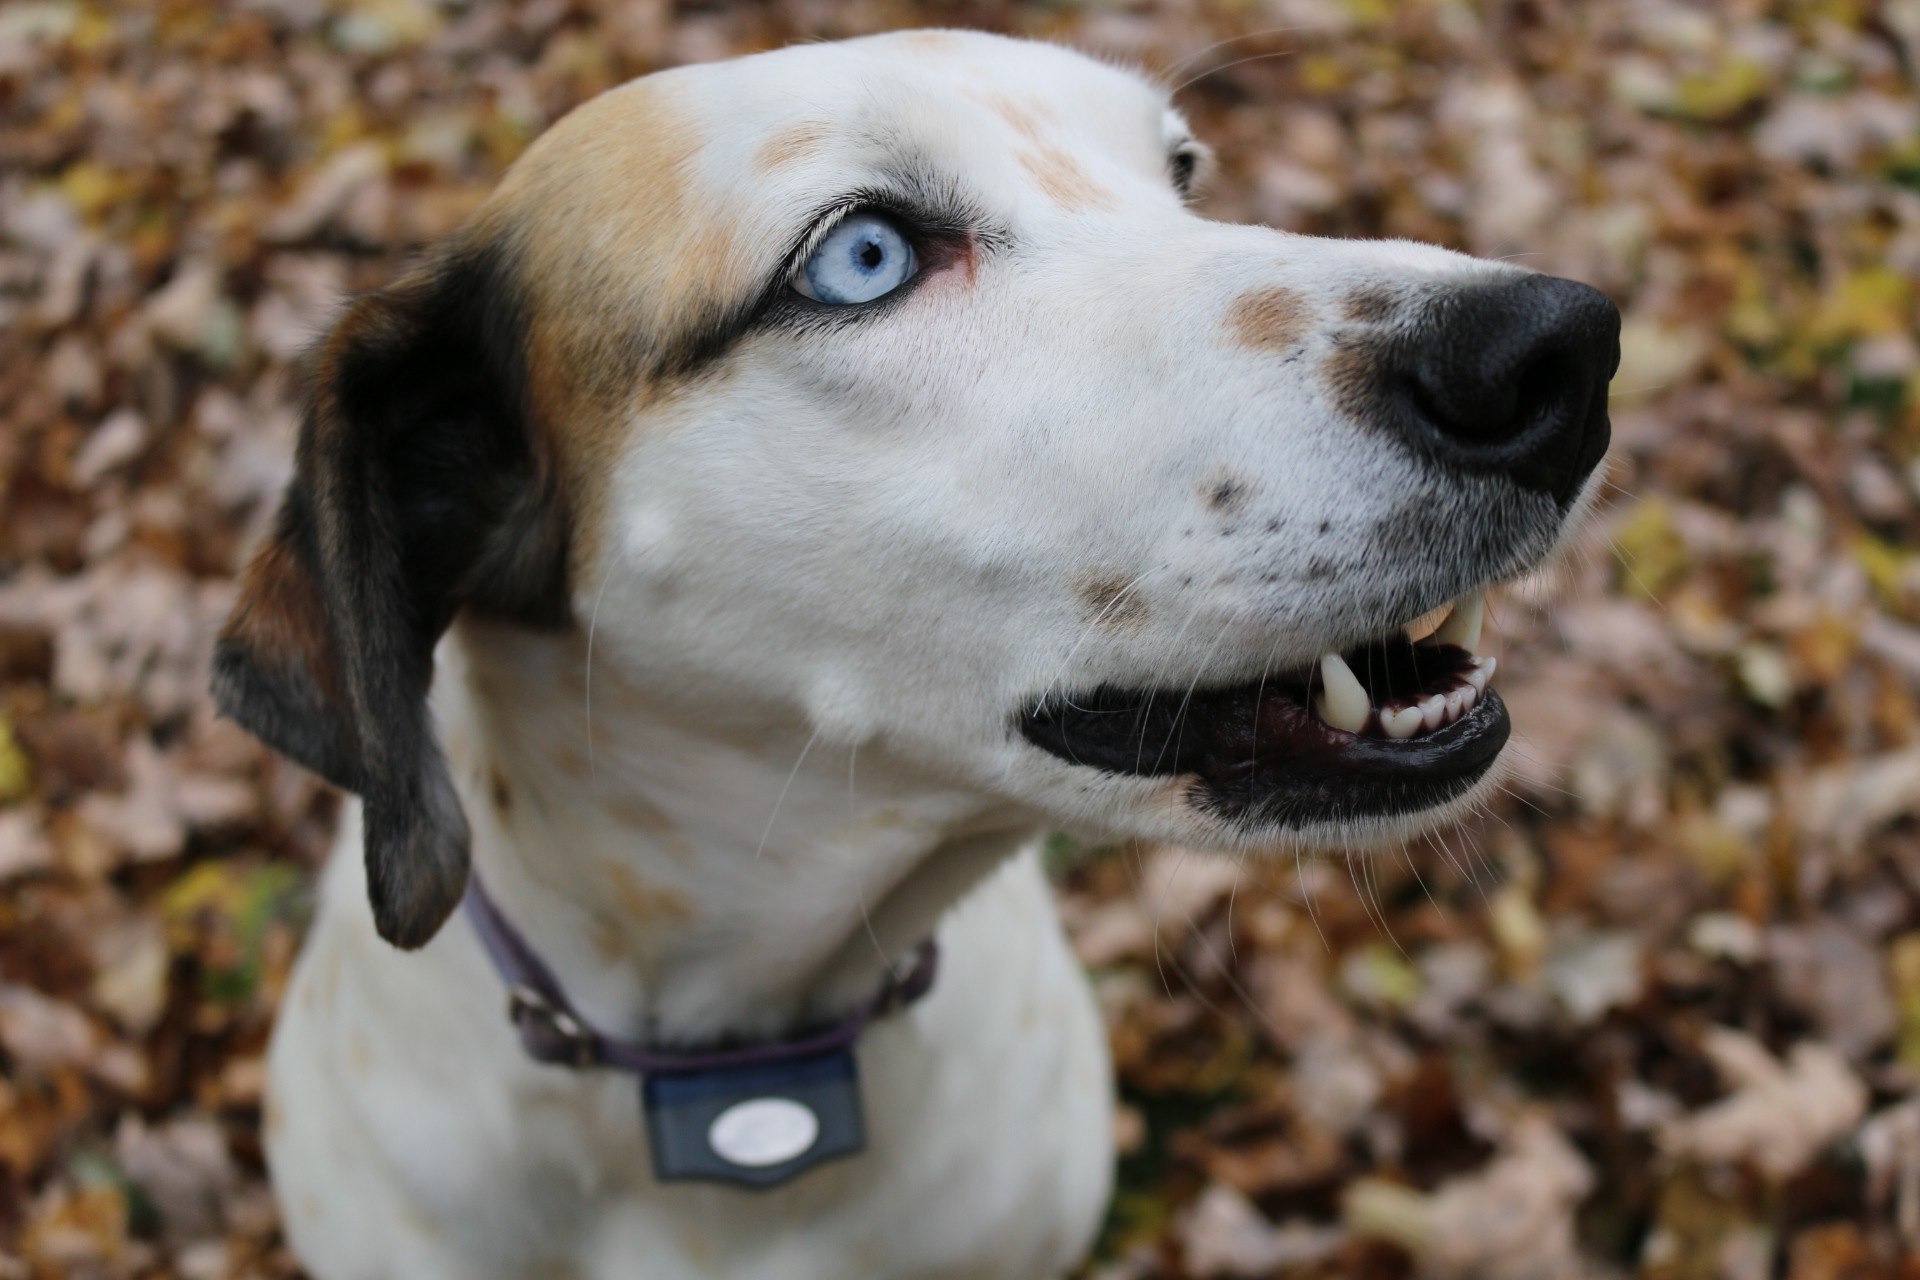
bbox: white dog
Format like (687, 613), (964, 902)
(213, 29), (1618, 1280)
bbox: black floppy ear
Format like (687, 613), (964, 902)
(213, 241), (568, 949)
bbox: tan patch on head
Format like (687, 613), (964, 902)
(894, 30), (968, 55)
(755, 120), (830, 172)
(604, 862), (694, 924)
(489, 768), (512, 813)
(475, 81), (756, 569)
(1076, 573), (1149, 632)
(264, 1098), (284, 1138)
(1018, 146), (1117, 213)
(1227, 286), (1311, 354)
(1343, 284), (1398, 324)
(964, 87), (1053, 142)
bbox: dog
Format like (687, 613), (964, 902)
(211, 28), (1620, 1280)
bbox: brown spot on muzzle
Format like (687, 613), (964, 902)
(1322, 333), (1393, 425)
(1200, 469), (1252, 514)
(1077, 573), (1149, 632)
(1342, 284), (1399, 324)
(1226, 286), (1311, 354)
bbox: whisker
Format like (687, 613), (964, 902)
(1174, 47), (1303, 95)
(583, 557), (625, 790)
(1157, 24), (1317, 81)
(755, 728), (822, 861)
(1295, 845), (1330, 953)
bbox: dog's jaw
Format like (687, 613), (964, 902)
(439, 618), (1039, 1044)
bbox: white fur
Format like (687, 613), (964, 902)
(267, 31), (1581, 1280)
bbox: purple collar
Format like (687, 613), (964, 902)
(462, 873), (939, 1076)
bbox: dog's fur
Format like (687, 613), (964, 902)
(214, 31), (1601, 1279)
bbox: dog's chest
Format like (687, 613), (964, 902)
(268, 844), (1114, 1280)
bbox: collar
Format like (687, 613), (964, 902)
(462, 872), (940, 1075)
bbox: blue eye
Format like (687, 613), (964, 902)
(792, 212), (917, 305)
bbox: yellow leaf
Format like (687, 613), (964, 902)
(1299, 53), (1347, 95)
(1667, 58), (1770, 121)
(161, 861), (249, 925)
(1488, 883), (1547, 976)
(1890, 933), (1920, 1076)
(0, 715), (27, 804)
(1851, 533), (1911, 608)
(1808, 268), (1915, 348)
(1613, 499), (1689, 601)
(57, 162), (122, 219)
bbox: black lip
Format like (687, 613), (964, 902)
(1018, 659), (1510, 830)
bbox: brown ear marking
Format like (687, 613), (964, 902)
(212, 238), (569, 949)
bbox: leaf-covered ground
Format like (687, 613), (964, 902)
(4, 2), (1920, 1277)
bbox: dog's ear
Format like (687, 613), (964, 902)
(213, 241), (569, 949)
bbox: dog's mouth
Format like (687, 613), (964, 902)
(1018, 591), (1508, 829)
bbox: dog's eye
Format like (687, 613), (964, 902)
(1169, 149), (1197, 195)
(793, 212), (917, 305)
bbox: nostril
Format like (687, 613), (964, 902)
(1505, 345), (1584, 441)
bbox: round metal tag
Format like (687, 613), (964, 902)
(706, 1097), (820, 1168)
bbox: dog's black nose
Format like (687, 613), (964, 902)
(1392, 274), (1620, 501)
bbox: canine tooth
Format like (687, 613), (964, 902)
(1404, 603), (1452, 642)
(1433, 590), (1484, 650)
(1419, 694), (1448, 731)
(1314, 653), (1371, 735)
(1382, 705), (1424, 739)
(1482, 656), (1497, 681)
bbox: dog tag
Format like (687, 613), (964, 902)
(642, 1048), (865, 1188)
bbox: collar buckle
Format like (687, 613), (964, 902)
(507, 984), (598, 1067)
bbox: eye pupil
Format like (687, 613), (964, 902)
(1171, 150), (1196, 192)
(794, 211), (917, 305)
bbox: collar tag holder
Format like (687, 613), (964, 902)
(644, 1049), (864, 1188)
(461, 874), (937, 1191)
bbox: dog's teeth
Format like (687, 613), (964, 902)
(1314, 652), (1372, 735)
(1444, 687), (1469, 721)
(1404, 603), (1452, 642)
(1432, 590), (1484, 650)
(1419, 694), (1448, 730)
(1459, 684), (1479, 714)
(1464, 663), (1489, 692)
(1382, 705), (1424, 739)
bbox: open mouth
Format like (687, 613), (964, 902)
(1018, 592), (1509, 829)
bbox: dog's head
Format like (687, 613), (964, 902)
(214, 31), (1618, 947)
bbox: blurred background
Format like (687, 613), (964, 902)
(3, 2), (1920, 1277)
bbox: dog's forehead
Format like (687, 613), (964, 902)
(475, 32), (1181, 491)
(489, 32), (1174, 237)
(692, 32), (1171, 164)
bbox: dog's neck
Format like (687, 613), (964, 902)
(435, 619), (1032, 1045)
